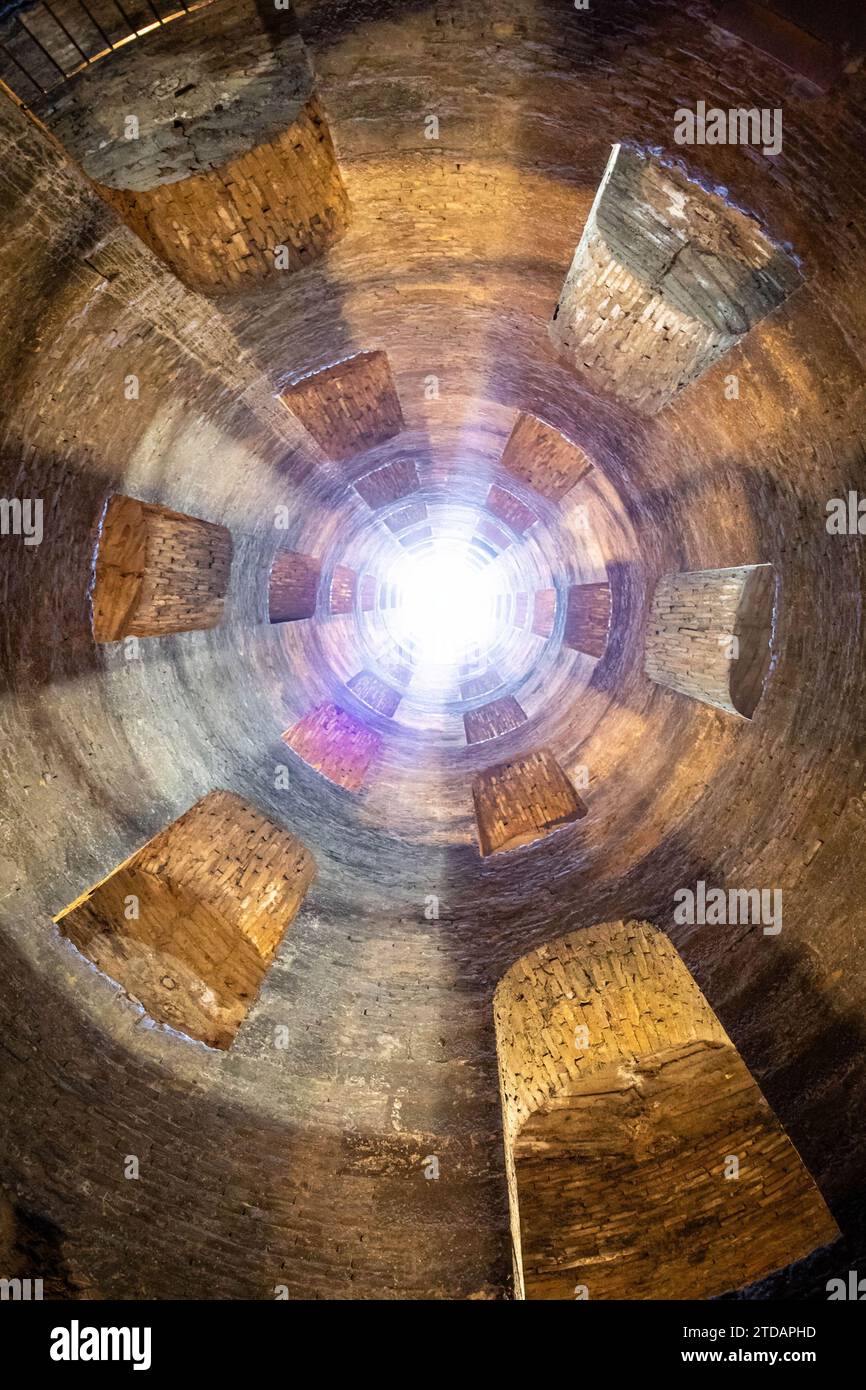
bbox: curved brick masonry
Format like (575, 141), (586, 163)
(460, 666), (503, 701)
(0, 1190), (77, 1299)
(550, 144), (802, 414)
(1, 0), (865, 1304)
(279, 351), (405, 463)
(475, 518), (512, 552)
(101, 97), (349, 295)
(494, 921), (839, 1299)
(282, 702), (382, 792)
(54, 791), (316, 1050)
(91, 494), (233, 642)
(347, 669), (402, 718)
(564, 582), (611, 659)
(714, 1), (846, 93)
(645, 564), (777, 718)
(463, 695), (527, 745)
(532, 588), (556, 639)
(329, 563), (356, 615)
(499, 414), (594, 503)
(485, 483), (538, 536)
(472, 747), (587, 856)
(354, 459), (420, 509)
(385, 500), (428, 534)
(29, 1), (349, 294)
(268, 550), (321, 624)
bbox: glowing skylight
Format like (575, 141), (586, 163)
(387, 542), (504, 672)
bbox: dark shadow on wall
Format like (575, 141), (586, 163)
(0, 915), (513, 1299)
(585, 558), (641, 696)
(0, 446), (111, 696)
(0, 1187), (79, 1299)
(465, 848), (866, 1299)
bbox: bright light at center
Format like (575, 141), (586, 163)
(391, 544), (501, 667)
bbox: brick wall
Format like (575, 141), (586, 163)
(329, 564), (357, 615)
(531, 588), (556, 639)
(715, 0), (842, 91)
(354, 459), (419, 508)
(31, 1), (350, 295)
(485, 483), (537, 535)
(102, 97), (349, 296)
(471, 747), (587, 856)
(91, 494), (232, 642)
(358, 574), (377, 612)
(32, 0), (310, 191)
(513, 593), (528, 628)
(385, 500), (428, 533)
(564, 581), (611, 658)
(500, 413), (593, 502)
(464, 696), (527, 745)
(550, 145), (802, 414)
(348, 669), (402, 717)
(645, 565), (776, 717)
(55, 791), (315, 1049)
(279, 351), (404, 462)
(268, 549), (321, 623)
(459, 667), (502, 701)
(475, 518), (512, 551)
(282, 702), (382, 792)
(494, 921), (838, 1299)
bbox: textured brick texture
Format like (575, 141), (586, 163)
(513, 593), (528, 628)
(354, 459), (419, 508)
(280, 351), (404, 462)
(91, 493), (232, 641)
(268, 550), (321, 623)
(564, 582), (611, 658)
(460, 666), (502, 701)
(472, 747), (587, 856)
(55, 792), (315, 1050)
(500, 413), (593, 502)
(464, 696), (527, 745)
(715, 1), (842, 92)
(102, 97), (349, 296)
(29, 1), (312, 190)
(475, 518), (512, 551)
(3, 0), (866, 1305)
(282, 703), (382, 792)
(29, 2), (350, 296)
(494, 921), (838, 1298)
(485, 483), (537, 535)
(550, 145), (802, 414)
(384, 500), (428, 533)
(348, 669), (401, 717)
(532, 588), (556, 639)
(645, 565), (776, 718)
(328, 564), (356, 615)
(0, 1191), (77, 1298)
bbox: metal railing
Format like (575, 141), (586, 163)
(0, 0), (215, 105)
